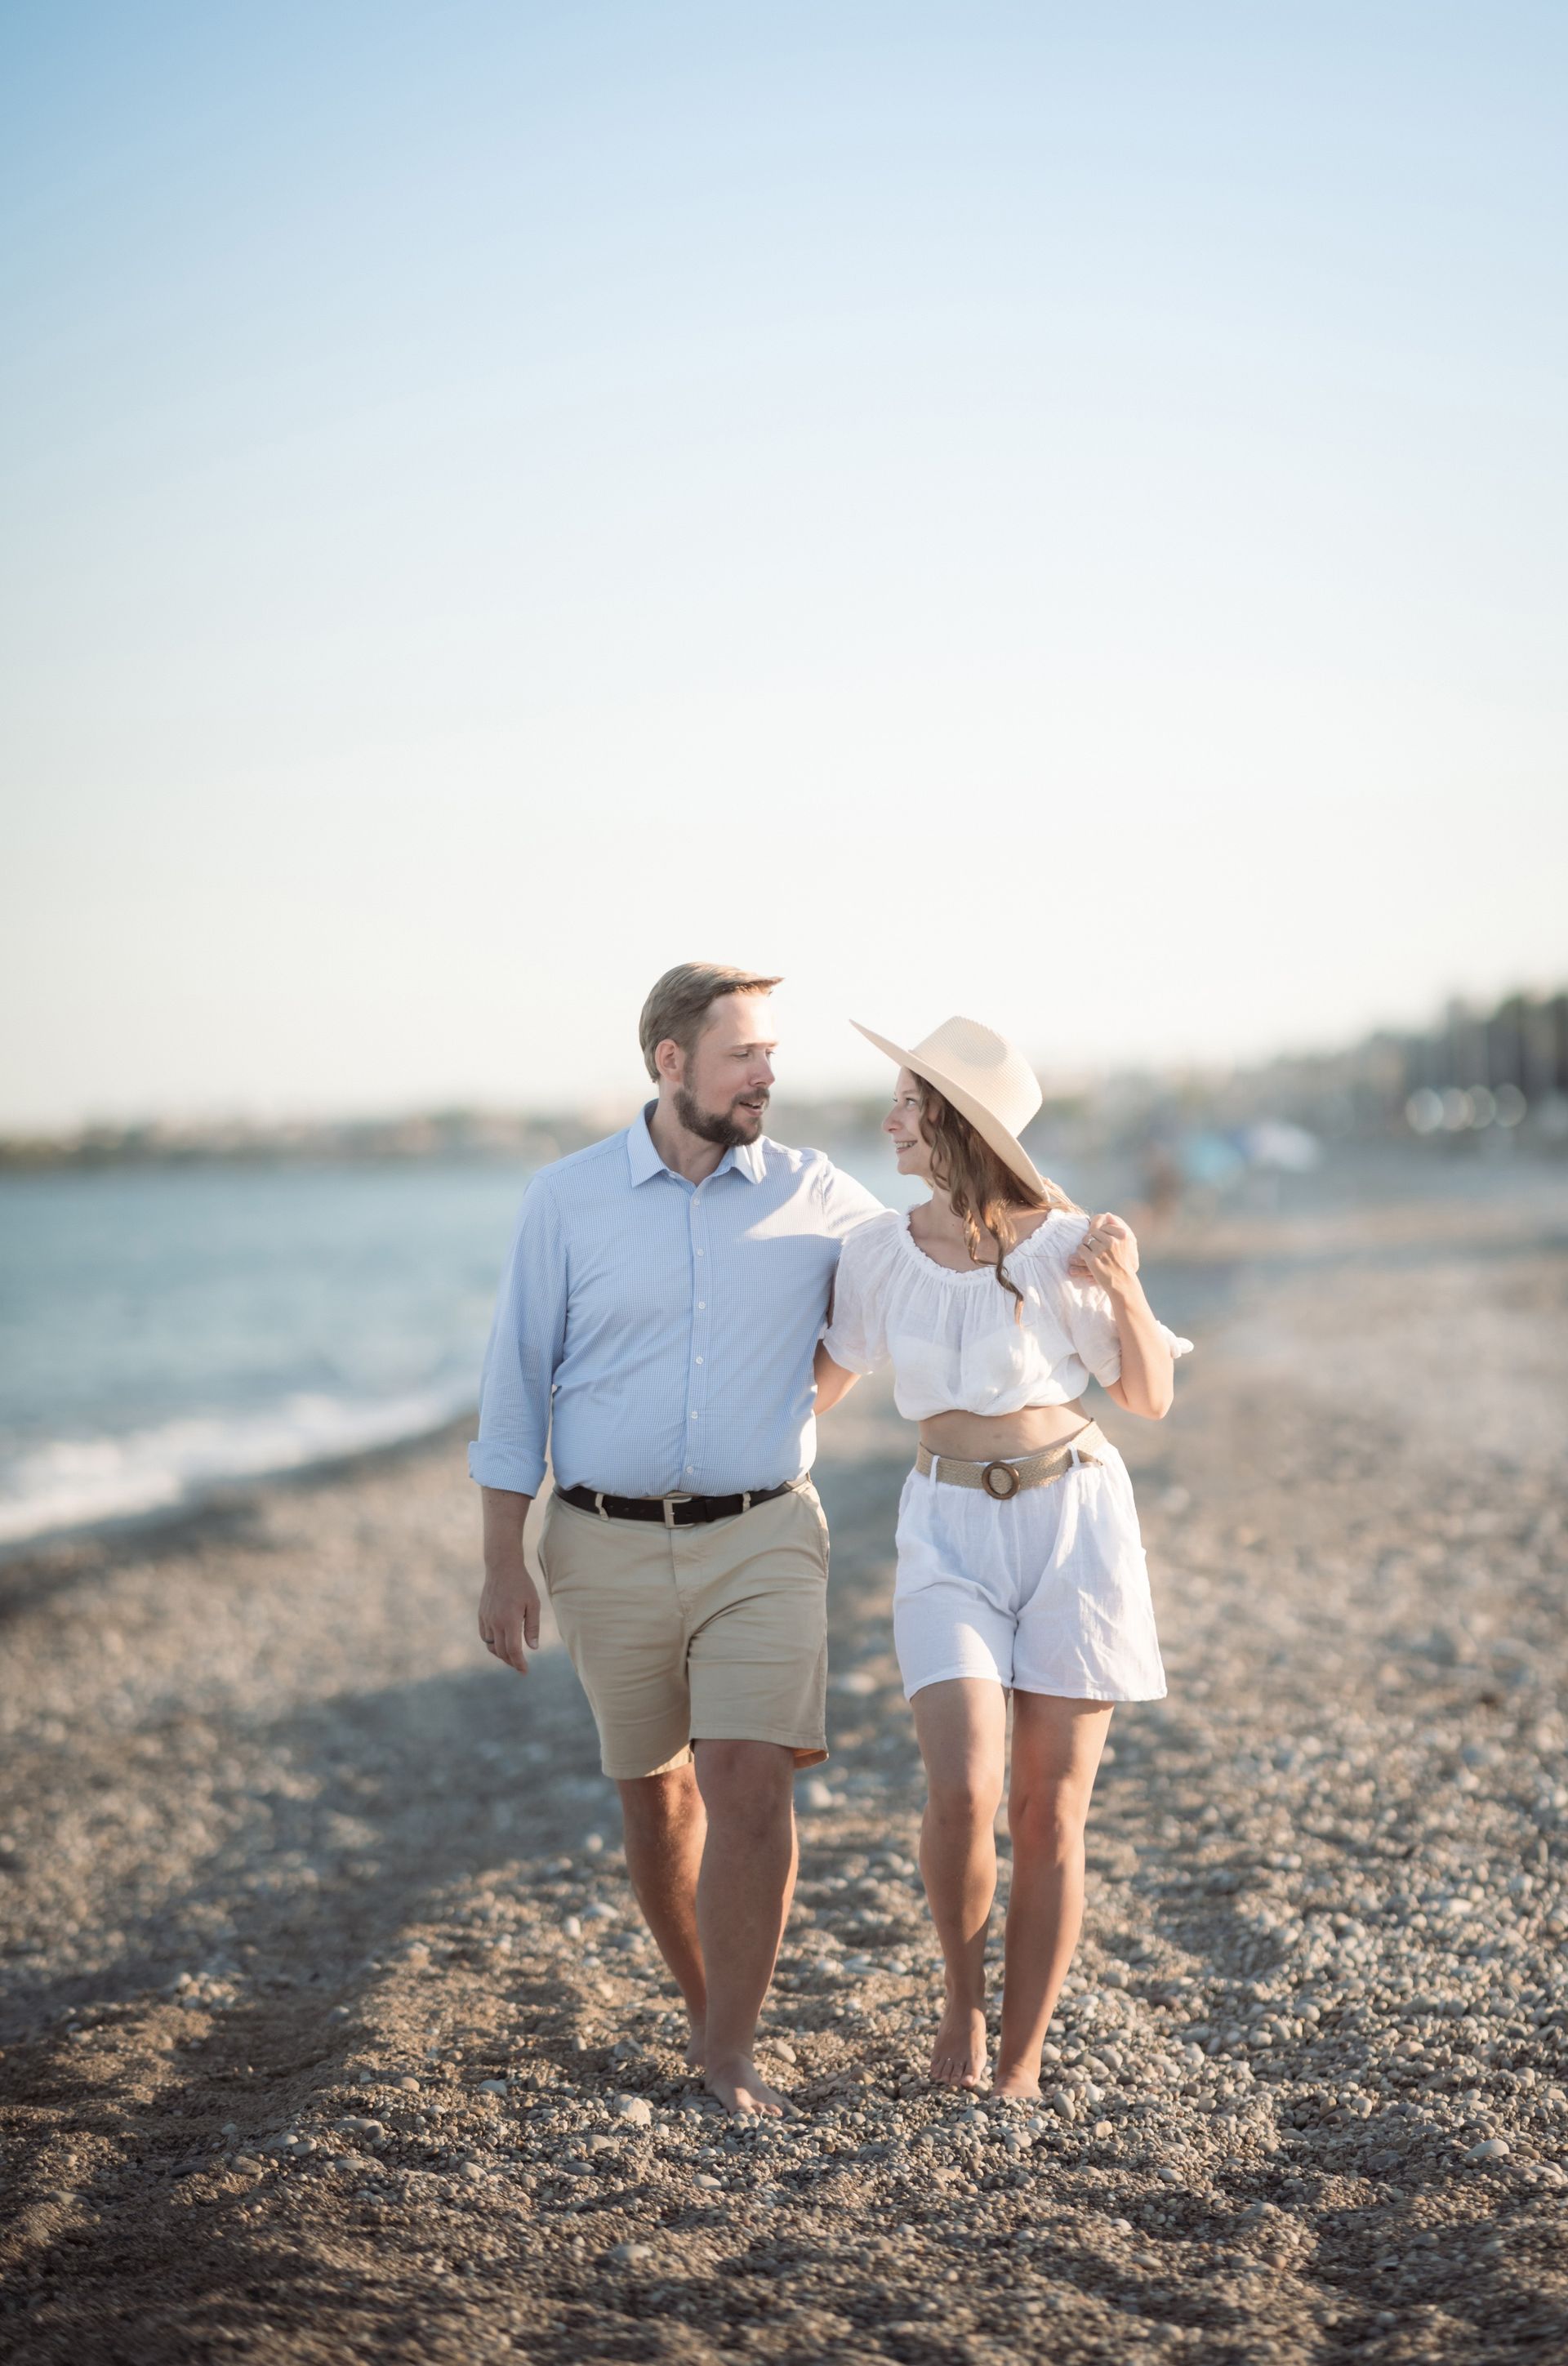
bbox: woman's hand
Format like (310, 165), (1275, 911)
(1076, 1214), (1175, 1419)
(1068, 1211), (1140, 1294)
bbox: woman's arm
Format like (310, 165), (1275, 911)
(1069, 1214), (1175, 1420)
(813, 1337), (862, 1415)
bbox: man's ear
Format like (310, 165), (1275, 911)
(655, 1037), (684, 1085)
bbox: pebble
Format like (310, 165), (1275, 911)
(612, 2095), (653, 2127)
(1467, 2138), (1512, 2162)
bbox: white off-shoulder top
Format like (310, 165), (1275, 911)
(822, 1209), (1194, 1421)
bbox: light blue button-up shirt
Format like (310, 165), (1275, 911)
(467, 1104), (884, 1499)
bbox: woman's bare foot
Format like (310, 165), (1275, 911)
(706, 2053), (793, 2117)
(929, 2000), (989, 2088)
(991, 2068), (1041, 2099)
(684, 2021), (706, 2071)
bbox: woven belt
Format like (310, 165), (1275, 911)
(915, 1423), (1105, 1501)
(556, 1481), (793, 1527)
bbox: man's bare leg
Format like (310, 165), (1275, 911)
(911, 1679), (1008, 2088)
(617, 1766), (708, 2065)
(692, 1739), (798, 2114)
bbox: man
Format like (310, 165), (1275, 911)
(470, 963), (882, 2115)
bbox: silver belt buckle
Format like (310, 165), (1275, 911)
(662, 1492), (693, 1530)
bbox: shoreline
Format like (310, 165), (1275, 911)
(0, 1412), (482, 1575)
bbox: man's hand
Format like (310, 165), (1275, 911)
(478, 1486), (539, 1674)
(479, 1553), (541, 1674)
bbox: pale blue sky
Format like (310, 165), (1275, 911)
(2, 2), (1565, 1125)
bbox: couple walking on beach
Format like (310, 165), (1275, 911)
(471, 965), (1191, 2116)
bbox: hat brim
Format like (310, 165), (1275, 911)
(851, 1021), (1049, 1199)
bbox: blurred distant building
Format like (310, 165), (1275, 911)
(2, 990), (1562, 1170)
(1038, 987), (1568, 1192)
(1220, 988), (1568, 1147)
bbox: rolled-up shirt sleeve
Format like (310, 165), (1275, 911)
(1062, 1271), (1195, 1391)
(466, 1177), (567, 1495)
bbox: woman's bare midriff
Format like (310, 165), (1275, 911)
(918, 1400), (1094, 1463)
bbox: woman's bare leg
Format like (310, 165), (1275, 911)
(992, 1693), (1114, 2096)
(911, 1678), (1008, 2087)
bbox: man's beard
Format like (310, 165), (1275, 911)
(675, 1085), (768, 1148)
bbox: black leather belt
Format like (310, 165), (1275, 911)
(556, 1481), (793, 1527)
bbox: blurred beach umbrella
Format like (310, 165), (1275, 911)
(1240, 1121), (1323, 1172)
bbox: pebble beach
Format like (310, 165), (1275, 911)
(2, 1158), (1566, 2364)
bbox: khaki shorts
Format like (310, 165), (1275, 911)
(537, 1480), (831, 1781)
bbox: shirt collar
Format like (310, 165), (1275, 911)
(627, 1102), (766, 1187)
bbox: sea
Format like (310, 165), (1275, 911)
(0, 1143), (911, 1548)
(3, 1137), (1545, 1549)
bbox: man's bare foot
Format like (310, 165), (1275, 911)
(684, 2023), (706, 2072)
(705, 2053), (793, 2117)
(929, 2001), (989, 2088)
(991, 2070), (1041, 2099)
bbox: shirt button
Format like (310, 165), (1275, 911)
(695, 1356), (703, 1365)
(690, 1412), (698, 1420)
(695, 1249), (705, 1258)
(697, 1300), (706, 1310)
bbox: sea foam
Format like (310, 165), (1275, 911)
(0, 1384), (471, 1545)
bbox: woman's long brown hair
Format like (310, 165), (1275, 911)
(917, 1085), (1081, 1313)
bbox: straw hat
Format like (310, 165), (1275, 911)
(851, 1014), (1047, 1196)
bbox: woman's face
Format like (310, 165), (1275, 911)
(884, 1068), (935, 1181)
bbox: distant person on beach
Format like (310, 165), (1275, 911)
(813, 1017), (1192, 2096)
(470, 964), (883, 2116)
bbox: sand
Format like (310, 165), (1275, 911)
(2, 1163), (1566, 2364)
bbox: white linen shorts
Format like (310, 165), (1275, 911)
(893, 1438), (1168, 1703)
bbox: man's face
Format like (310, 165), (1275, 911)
(670, 992), (777, 1147)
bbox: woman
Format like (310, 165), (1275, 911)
(814, 1016), (1192, 2097)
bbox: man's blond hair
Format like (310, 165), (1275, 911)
(639, 963), (782, 1083)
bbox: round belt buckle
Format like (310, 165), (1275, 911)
(981, 1460), (1022, 1500)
